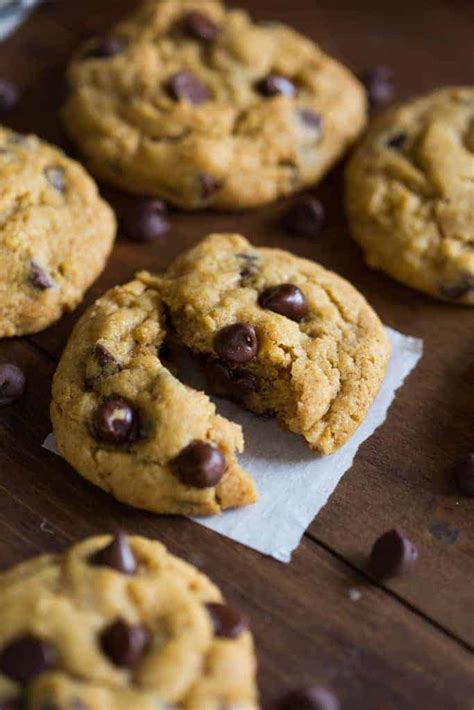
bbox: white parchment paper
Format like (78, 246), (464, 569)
(43, 327), (422, 563)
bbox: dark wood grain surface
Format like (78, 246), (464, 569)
(0, 1), (473, 708)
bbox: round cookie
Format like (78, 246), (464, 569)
(0, 533), (258, 709)
(162, 233), (391, 455)
(51, 275), (257, 516)
(345, 87), (474, 305)
(0, 127), (116, 337)
(62, 0), (367, 210)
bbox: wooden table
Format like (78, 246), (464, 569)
(0, 1), (473, 707)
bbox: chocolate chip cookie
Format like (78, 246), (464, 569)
(162, 233), (390, 454)
(0, 533), (259, 709)
(0, 127), (116, 337)
(51, 275), (257, 516)
(62, 0), (367, 209)
(345, 87), (474, 305)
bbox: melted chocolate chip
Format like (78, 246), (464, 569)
(93, 395), (138, 445)
(94, 344), (117, 368)
(121, 199), (169, 242)
(183, 11), (220, 42)
(173, 441), (227, 488)
(0, 363), (26, 406)
(0, 79), (19, 113)
(29, 262), (54, 290)
(258, 284), (308, 322)
(237, 253), (259, 283)
(439, 279), (472, 300)
(283, 197), (325, 239)
(360, 65), (395, 108)
(0, 635), (56, 684)
(299, 109), (323, 131)
(167, 71), (210, 105)
(199, 173), (221, 200)
(44, 166), (66, 192)
(202, 358), (258, 401)
(257, 75), (296, 98)
(206, 603), (248, 639)
(100, 619), (151, 668)
(452, 453), (474, 497)
(386, 132), (406, 150)
(89, 532), (138, 574)
(214, 323), (258, 364)
(83, 36), (125, 59)
(280, 687), (340, 710)
(368, 529), (418, 579)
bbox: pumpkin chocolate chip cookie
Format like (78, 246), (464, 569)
(62, 0), (367, 209)
(0, 533), (259, 709)
(51, 275), (257, 516)
(345, 87), (474, 305)
(0, 127), (116, 338)
(162, 233), (391, 454)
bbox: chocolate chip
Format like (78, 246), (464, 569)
(89, 532), (138, 574)
(386, 132), (406, 150)
(100, 619), (150, 668)
(44, 166), (66, 192)
(93, 395), (138, 445)
(206, 603), (248, 639)
(283, 197), (325, 239)
(173, 441), (227, 488)
(214, 323), (258, 364)
(360, 65), (395, 108)
(183, 11), (220, 42)
(0, 697), (23, 710)
(452, 453), (474, 497)
(83, 36), (125, 59)
(94, 344), (116, 367)
(167, 71), (210, 105)
(199, 173), (221, 200)
(280, 687), (340, 710)
(368, 529), (418, 579)
(259, 284), (308, 322)
(121, 199), (169, 242)
(439, 279), (472, 300)
(0, 635), (56, 684)
(202, 358), (258, 400)
(0, 79), (19, 113)
(257, 75), (296, 98)
(0, 363), (26, 406)
(29, 262), (54, 290)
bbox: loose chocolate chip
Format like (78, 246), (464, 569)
(0, 79), (19, 113)
(0, 698), (23, 710)
(206, 603), (248, 639)
(360, 65), (395, 108)
(100, 619), (150, 668)
(44, 166), (66, 192)
(121, 199), (169, 242)
(214, 323), (258, 364)
(29, 262), (54, 290)
(0, 363), (26, 406)
(0, 635), (56, 684)
(173, 441), (227, 488)
(452, 453), (474, 497)
(199, 173), (221, 200)
(259, 284), (308, 322)
(299, 109), (323, 131)
(257, 75), (296, 98)
(167, 71), (210, 105)
(93, 395), (138, 445)
(283, 197), (325, 239)
(280, 687), (340, 710)
(439, 279), (472, 300)
(94, 344), (116, 367)
(368, 529), (418, 580)
(183, 11), (220, 42)
(89, 532), (138, 574)
(83, 36), (125, 59)
(386, 132), (406, 150)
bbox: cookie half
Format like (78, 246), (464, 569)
(162, 233), (391, 454)
(0, 533), (259, 709)
(0, 127), (116, 337)
(62, 0), (367, 209)
(345, 87), (474, 305)
(51, 275), (257, 516)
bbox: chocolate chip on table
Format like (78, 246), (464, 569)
(44, 166), (66, 192)
(183, 11), (220, 42)
(452, 453), (474, 497)
(0, 79), (19, 113)
(121, 199), (169, 242)
(89, 532), (138, 574)
(280, 687), (340, 710)
(360, 65), (395, 108)
(173, 441), (227, 488)
(199, 173), (221, 200)
(167, 71), (210, 105)
(0, 363), (26, 406)
(29, 262), (54, 290)
(256, 74), (297, 98)
(214, 323), (258, 364)
(283, 197), (325, 239)
(299, 109), (323, 131)
(0, 635), (56, 684)
(386, 132), (406, 150)
(83, 36), (125, 59)
(259, 284), (308, 322)
(368, 529), (418, 580)
(93, 395), (138, 445)
(206, 602), (248, 639)
(100, 619), (151, 668)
